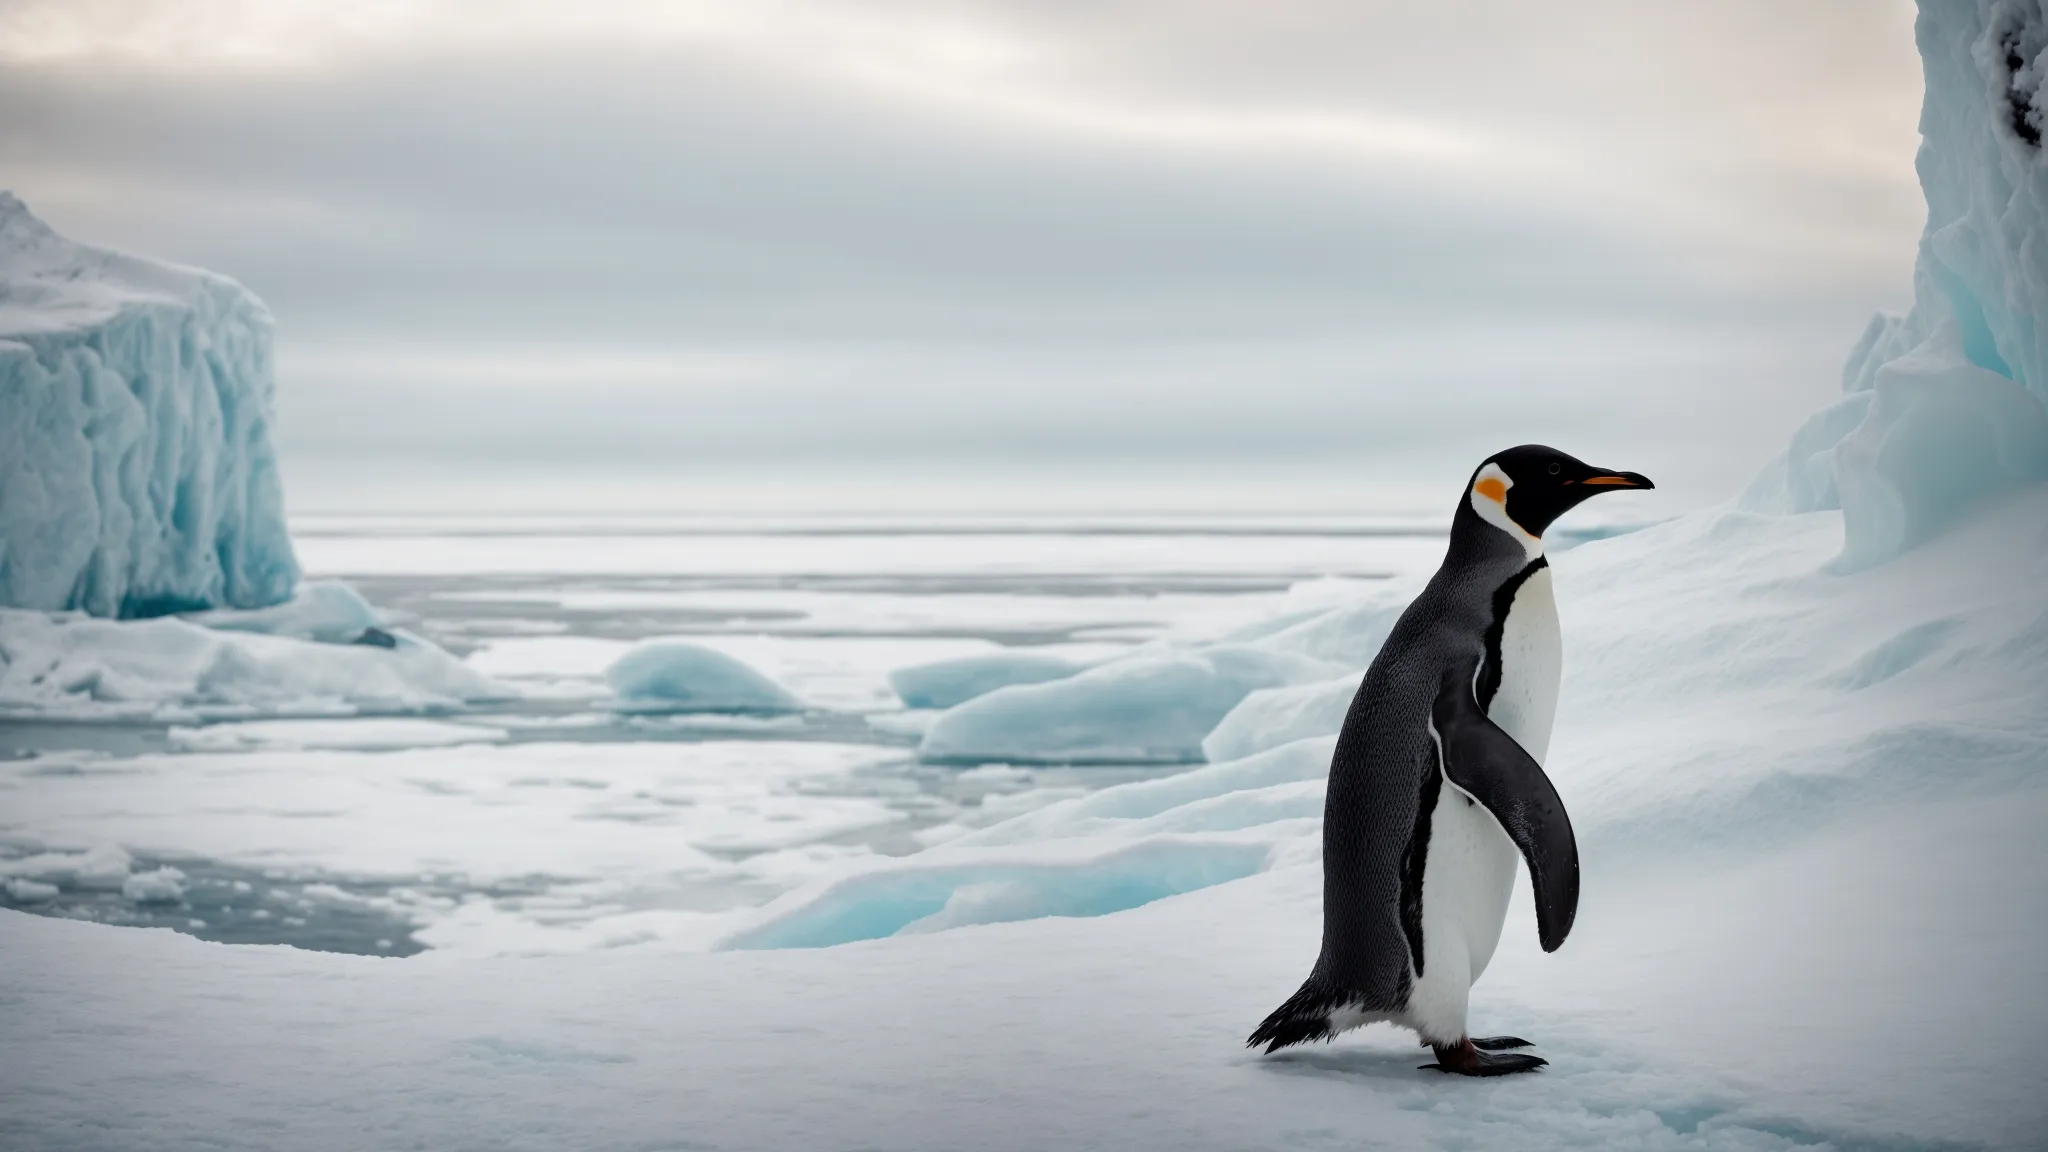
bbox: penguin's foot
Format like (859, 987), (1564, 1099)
(1421, 1039), (1547, 1076)
(1415, 1035), (1533, 1051)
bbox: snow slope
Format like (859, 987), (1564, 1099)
(1744, 2), (2048, 569)
(0, 193), (297, 616)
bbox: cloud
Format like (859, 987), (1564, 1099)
(0, 0), (1925, 503)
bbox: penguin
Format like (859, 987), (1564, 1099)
(1247, 445), (1652, 1076)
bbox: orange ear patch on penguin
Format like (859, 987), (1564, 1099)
(1473, 477), (1507, 503)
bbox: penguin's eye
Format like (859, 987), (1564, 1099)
(1547, 463), (1561, 475)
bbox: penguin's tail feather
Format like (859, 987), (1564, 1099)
(1246, 979), (1347, 1054)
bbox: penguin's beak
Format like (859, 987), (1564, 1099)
(1575, 470), (1654, 490)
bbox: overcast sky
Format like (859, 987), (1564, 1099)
(1, 0), (1926, 512)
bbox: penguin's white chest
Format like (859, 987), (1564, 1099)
(1488, 565), (1562, 761)
(1403, 565), (1561, 1044)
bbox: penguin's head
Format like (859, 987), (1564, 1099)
(1466, 444), (1653, 545)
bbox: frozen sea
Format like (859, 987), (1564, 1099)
(0, 513), (1449, 958)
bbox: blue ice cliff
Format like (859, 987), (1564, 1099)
(1745, 2), (2048, 569)
(0, 192), (298, 616)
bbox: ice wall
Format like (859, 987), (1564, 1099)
(1745, 1), (2048, 569)
(0, 193), (298, 616)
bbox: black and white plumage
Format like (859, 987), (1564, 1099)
(1247, 445), (1652, 1077)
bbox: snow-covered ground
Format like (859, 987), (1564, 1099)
(6, 782), (2044, 1151)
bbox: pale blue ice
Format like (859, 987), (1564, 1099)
(606, 639), (806, 714)
(1742, 5), (2048, 568)
(0, 193), (298, 616)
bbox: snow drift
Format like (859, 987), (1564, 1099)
(1744, 3), (2048, 569)
(0, 193), (298, 617)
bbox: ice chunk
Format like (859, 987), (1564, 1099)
(121, 867), (187, 904)
(887, 652), (1083, 709)
(719, 836), (1273, 949)
(0, 192), (298, 616)
(182, 580), (382, 644)
(917, 645), (1334, 766)
(1200, 676), (1356, 763)
(0, 609), (512, 719)
(2, 878), (58, 902)
(1745, 4), (2048, 568)
(0, 844), (132, 889)
(605, 641), (804, 714)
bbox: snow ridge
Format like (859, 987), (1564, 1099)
(0, 192), (298, 616)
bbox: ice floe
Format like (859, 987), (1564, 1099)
(0, 607), (511, 720)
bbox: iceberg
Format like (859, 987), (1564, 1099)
(0, 204), (493, 721)
(0, 193), (298, 616)
(887, 652), (1084, 710)
(1744, 5), (2048, 568)
(605, 640), (805, 714)
(917, 644), (1336, 765)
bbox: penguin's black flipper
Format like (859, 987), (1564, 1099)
(1431, 665), (1580, 952)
